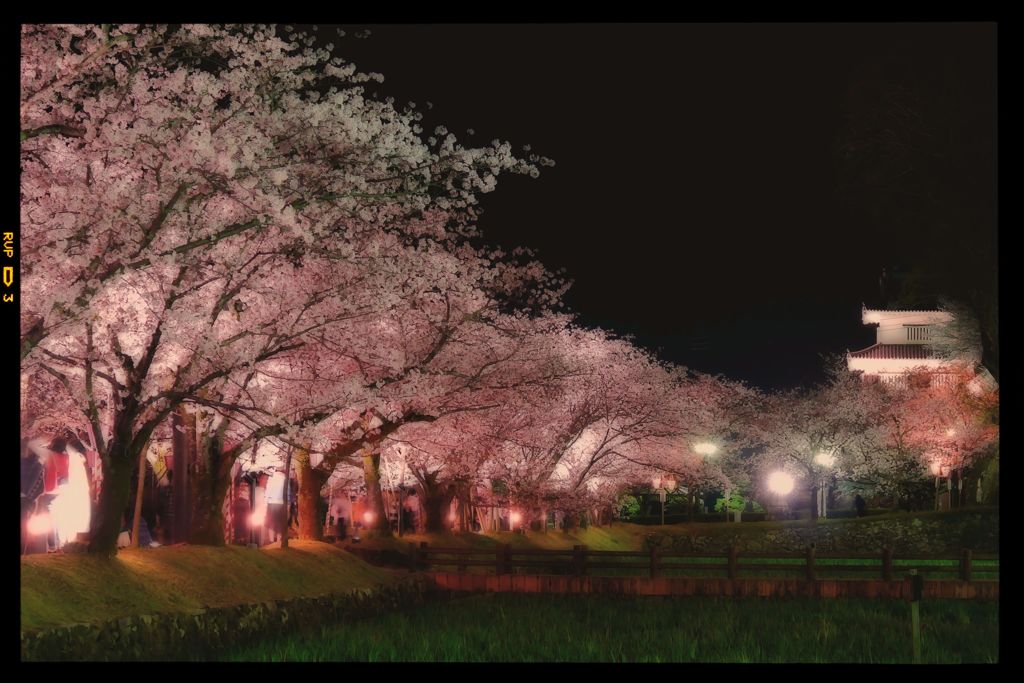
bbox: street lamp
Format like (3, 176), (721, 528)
(692, 443), (718, 519)
(510, 510), (522, 533)
(767, 470), (794, 520)
(814, 451), (836, 518)
(652, 475), (676, 526)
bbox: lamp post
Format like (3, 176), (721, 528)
(767, 471), (794, 520)
(814, 451), (836, 519)
(652, 475), (676, 526)
(696, 444), (729, 524)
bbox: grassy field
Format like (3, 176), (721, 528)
(217, 594), (999, 663)
(20, 540), (397, 631)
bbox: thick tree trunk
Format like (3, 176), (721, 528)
(295, 450), (326, 541)
(187, 452), (233, 546)
(456, 484), (472, 532)
(281, 447), (293, 549)
(361, 449), (393, 537)
(89, 439), (136, 556)
(129, 445), (148, 548)
(420, 481), (453, 534)
(171, 406), (196, 543)
(809, 485), (819, 521)
(186, 421), (233, 546)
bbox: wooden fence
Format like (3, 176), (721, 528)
(404, 542), (998, 599)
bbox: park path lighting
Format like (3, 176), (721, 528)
(814, 451), (836, 518)
(690, 443), (717, 520)
(930, 461), (942, 510)
(510, 510), (522, 533)
(652, 475), (677, 526)
(767, 470), (794, 520)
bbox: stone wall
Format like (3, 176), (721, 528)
(21, 576), (432, 662)
(641, 510), (999, 555)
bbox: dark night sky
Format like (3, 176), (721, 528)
(311, 23), (997, 391)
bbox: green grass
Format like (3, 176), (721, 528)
(20, 540), (398, 632)
(216, 594), (999, 663)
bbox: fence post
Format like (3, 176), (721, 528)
(649, 546), (659, 579)
(419, 541), (429, 572)
(806, 545), (816, 581)
(504, 543), (514, 575)
(882, 547), (893, 581)
(909, 569), (923, 664)
(727, 545), (738, 580)
(408, 542), (417, 573)
(960, 548), (973, 582)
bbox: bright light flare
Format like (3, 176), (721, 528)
(27, 513), (52, 536)
(767, 471), (795, 496)
(250, 510), (266, 526)
(510, 511), (521, 525)
(362, 511), (375, 525)
(694, 442), (718, 456)
(814, 451), (836, 468)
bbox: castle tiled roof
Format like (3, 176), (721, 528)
(848, 344), (936, 360)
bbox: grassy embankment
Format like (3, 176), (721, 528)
(218, 593), (999, 663)
(20, 540), (398, 632)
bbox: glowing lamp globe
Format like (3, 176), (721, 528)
(362, 511), (375, 525)
(250, 510), (266, 527)
(695, 442), (718, 456)
(27, 513), (52, 535)
(510, 511), (522, 525)
(767, 471), (795, 496)
(814, 451), (836, 468)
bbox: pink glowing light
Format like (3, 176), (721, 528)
(28, 513), (53, 535)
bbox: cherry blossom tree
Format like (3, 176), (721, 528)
(751, 370), (873, 520)
(20, 24), (554, 554)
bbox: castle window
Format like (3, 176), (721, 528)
(905, 325), (932, 341)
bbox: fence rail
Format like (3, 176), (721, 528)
(407, 542), (998, 583)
